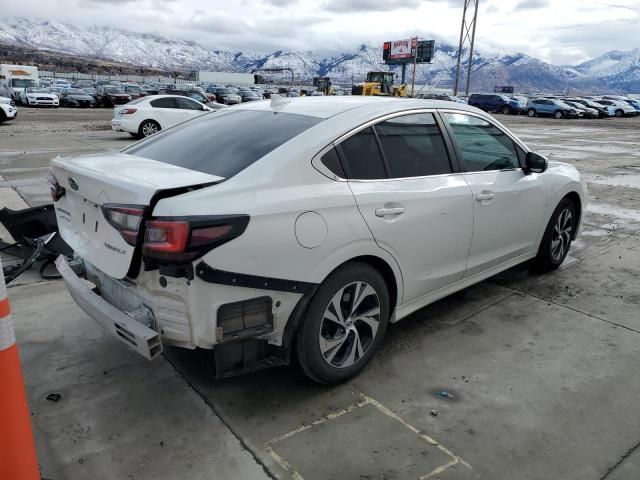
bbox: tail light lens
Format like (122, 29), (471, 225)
(48, 172), (65, 202)
(121, 107), (137, 114)
(142, 216), (249, 263)
(101, 204), (146, 245)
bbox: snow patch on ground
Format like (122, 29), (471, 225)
(587, 203), (640, 223)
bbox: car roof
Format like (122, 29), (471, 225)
(231, 96), (481, 119)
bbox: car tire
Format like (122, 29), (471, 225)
(615, 109), (623, 117)
(139, 120), (161, 138)
(527, 108), (536, 117)
(501, 105), (511, 115)
(295, 262), (390, 384)
(554, 110), (564, 119)
(531, 198), (577, 273)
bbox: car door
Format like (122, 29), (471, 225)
(339, 112), (474, 303)
(149, 97), (184, 128)
(441, 111), (548, 277)
(174, 97), (207, 122)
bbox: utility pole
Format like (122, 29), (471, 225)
(410, 36), (418, 97)
(453, 0), (480, 96)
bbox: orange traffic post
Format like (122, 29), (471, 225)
(0, 259), (40, 480)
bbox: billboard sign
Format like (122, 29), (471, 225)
(384, 39), (434, 64)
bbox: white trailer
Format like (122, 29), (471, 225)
(0, 64), (40, 100)
(198, 71), (255, 86)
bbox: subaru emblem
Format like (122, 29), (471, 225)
(68, 177), (79, 191)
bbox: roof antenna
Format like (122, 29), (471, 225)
(270, 94), (291, 108)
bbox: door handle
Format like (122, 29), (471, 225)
(375, 207), (405, 217)
(475, 191), (496, 202)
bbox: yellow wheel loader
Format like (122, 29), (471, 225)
(351, 71), (407, 97)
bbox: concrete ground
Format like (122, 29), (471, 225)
(1, 108), (639, 479)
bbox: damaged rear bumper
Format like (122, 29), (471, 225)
(55, 255), (162, 360)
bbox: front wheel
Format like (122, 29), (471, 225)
(532, 198), (577, 272)
(527, 108), (536, 117)
(554, 110), (564, 119)
(296, 263), (390, 384)
(502, 105), (511, 115)
(615, 109), (623, 117)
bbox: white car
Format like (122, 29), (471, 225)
(52, 97), (586, 384)
(19, 87), (59, 107)
(0, 96), (17, 122)
(596, 99), (637, 117)
(110, 95), (215, 138)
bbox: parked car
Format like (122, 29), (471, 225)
(53, 79), (73, 89)
(526, 98), (581, 119)
(468, 93), (523, 115)
(564, 98), (613, 118)
(19, 87), (59, 107)
(123, 84), (146, 99)
(59, 88), (96, 108)
(418, 93), (465, 103)
(96, 85), (132, 107)
(0, 96), (17, 123)
(110, 94), (214, 138)
(562, 100), (598, 119)
(52, 97), (585, 384)
(73, 80), (95, 89)
(240, 90), (262, 102)
(212, 87), (242, 105)
(597, 98), (638, 117)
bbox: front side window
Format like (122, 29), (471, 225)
(443, 113), (520, 172)
(374, 113), (451, 178)
(339, 127), (387, 180)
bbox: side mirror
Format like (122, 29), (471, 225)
(525, 151), (547, 174)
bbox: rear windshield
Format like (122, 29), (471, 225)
(123, 110), (321, 179)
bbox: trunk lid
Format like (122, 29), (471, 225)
(51, 152), (223, 279)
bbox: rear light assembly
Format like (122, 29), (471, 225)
(142, 216), (249, 264)
(48, 172), (65, 202)
(101, 204), (146, 245)
(120, 107), (138, 114)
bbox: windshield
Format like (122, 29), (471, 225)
(217, 89), (233, 94)
(105, 87), (124, 94)
(64, 89), (86, 95)
(124, 110), (321, 179)
(126, 85), (143, 92)
(27, 88), (49, 93)
(12, 79), (38, 88)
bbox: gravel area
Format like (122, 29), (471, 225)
(0, 107), (114, 134)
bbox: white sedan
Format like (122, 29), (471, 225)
(52, 97), (586, 384)
(110, 94), (221, 138)
(19, 87), (59, 107)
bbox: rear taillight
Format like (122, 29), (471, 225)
(121, 108), (137, 114)
(101, 204), (146, 245)
(48, 172), (65, 202)
(142, 216), (249, 263)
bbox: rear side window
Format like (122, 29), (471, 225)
(320, 148), (345, 178)
(175, 97), (202, 110)
(124, 110), (321, 179)
(374, 113), (451, 178)
(150, 97), (177, 108)
(339, 127), (387, 180)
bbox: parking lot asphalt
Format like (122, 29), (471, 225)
(1, 108), (639, 479)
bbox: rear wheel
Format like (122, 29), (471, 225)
(501, 105), (511, 115)
(532, 198), (577, 272)
(139, 120), (160, 138)
(527, 108), (536, 117)
(554, 110), (564, 119)
(296, 263), (389, 384)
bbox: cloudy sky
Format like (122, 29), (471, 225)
(3, 0), (640, 64)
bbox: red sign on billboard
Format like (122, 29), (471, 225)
(387, 38), (417, 60)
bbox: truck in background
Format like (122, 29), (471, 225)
(0, 64), (40, 101)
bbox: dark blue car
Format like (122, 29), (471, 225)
(467, 93), (523, 115)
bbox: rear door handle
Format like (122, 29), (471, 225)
(375, 207), (405, 217)
(476, 191), (496, 201)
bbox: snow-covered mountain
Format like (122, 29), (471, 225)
(1, 17), (638, 93)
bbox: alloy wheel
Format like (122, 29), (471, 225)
(551, 208), (573, 261)
(318, 281), (380, 369)
(142, 122), (159, 137)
